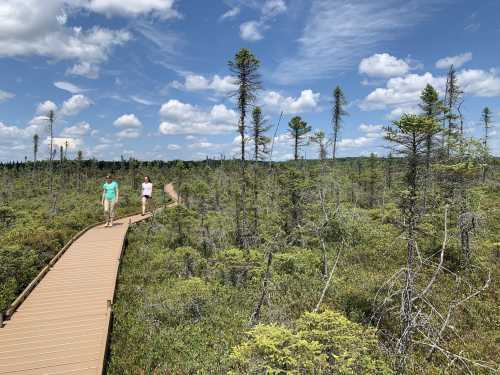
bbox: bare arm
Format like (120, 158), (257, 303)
(115, 187), (119, 203)
(101, 190), (105, 205)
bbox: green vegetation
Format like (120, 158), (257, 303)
(2, 49), (499, 374)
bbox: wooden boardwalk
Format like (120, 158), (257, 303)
(0, 184), (178, 374)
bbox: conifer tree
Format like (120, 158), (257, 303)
(367, 153), (378, 208)
(32, 134), (39, 179)
(288, 116), (311, 161)
(443, 65), (462, 156)
(385, 114), (440, 371)
(331, 86), (347, 162)
(420, 84), (442, 205)
(250, 106), (270, 239)
(310, 130), (327, 161)
(481, 107), (492, 182)
(228, 48), (261, 248)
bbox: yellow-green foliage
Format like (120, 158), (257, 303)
(230, 309), (393, 374)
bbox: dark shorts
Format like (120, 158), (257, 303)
(143, 195), (151, 199)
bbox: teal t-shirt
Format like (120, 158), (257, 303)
(103, 181), (118, 201)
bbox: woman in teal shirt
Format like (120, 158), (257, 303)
(101, 175), (119, 227)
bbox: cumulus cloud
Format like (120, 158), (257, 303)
(82, 0), (180, 18)
(360, 73), (446, 113)
(240, 21), (264, 42)
(167, 144), (181, 150)
(0, 89), (14, 102)
(60, 95), (92, 116)
(262, 0), (287, 18)
(36, 101), (58, 115)
(359, 53), (410, 78)
(45, 136), (83, 151)
(116, 128), (141, 139)
(159, 99), (237, 135)
(171, 74), (237, 95)
(457, 69), (500, 97)
(262, 89), (321, 114)
(361, 69), (500, 118)
(54, 81), (84, 94)
(0, 0), (131, 79)
(113, 114), (143, 128)
(60, 121), (92, 137)
(435, 52), (472, 69)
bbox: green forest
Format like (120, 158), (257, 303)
(1, 48), (498, 374)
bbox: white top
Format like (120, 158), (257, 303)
(142, 182), (153, 197)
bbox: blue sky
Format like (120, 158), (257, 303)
(0, 0), (499, 161)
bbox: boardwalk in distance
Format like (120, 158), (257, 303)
(0, 184), (178, 374)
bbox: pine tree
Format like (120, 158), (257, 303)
(310, 130), (327, 161)
(419, 84), (442, 206)
(288, 116), (311, 161)
(32, 134), (39, 179)
(443, 65), (462, 156)
(250, 106), (271, 240)
(367, 153), (378, 208)
(385, 114), (440, 371)
(481, 107), (492, 182)
(331, 86), (347, 162)
(228, 48), (261, 248)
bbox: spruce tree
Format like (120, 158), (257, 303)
(385, 114), (440, 371)
(332, 86), (347, 162)
(443, 65), (462, 156)
(250, 106), (270, 240)
(481, 107), (492, 182)
(228, 48), (261, 248)
(310, 130), (327, 161)
(288, 116), (311, 161)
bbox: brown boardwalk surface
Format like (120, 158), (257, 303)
(0, 184), (179, 374)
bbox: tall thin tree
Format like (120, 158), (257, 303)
(385, 114), (440, 371)
(310, 130), (327, 161)
(228, 48), (261, 248)
(288, 116), (311, 161)
(481, 107), (492, 182)
(32, 134), (39, 179)
(331, 86), (347, 162)
(443, 65), (462, 156)
(250, 106), (270, 239)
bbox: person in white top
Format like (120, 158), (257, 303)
(141, 176), (153, 215)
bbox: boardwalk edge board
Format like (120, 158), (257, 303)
(1, 211), (143, 324)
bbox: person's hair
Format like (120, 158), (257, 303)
(105, 175), (112, 179)
(144, 176), (151, 183)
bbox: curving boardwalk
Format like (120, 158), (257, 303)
(0, 184), (178, 374)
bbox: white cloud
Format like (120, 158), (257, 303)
(46, 136), (83, 151)
(188, 141), (221, 149)
(273, 0), (438, 84)
(172, 74), (237, 95)
(338, 137), (372, 148)
(36, 101), (58, 115)
(167, 144), (181, 150)
(130, 96), (155, 105)
(83, 0), (180, 18)
(435, 52), (472, 69)
(457, 69), (500, 97)
(361, 69), (500, 117)
(262, 89), (320, 114)
(262, 0), (287, 18)
(60, 121), (92, 137)
(220, 7), (240, 21)
(359, 53), (410, 78)
(60, 95), (92, 116)
(116, 128), (141, 139)
(159, 99), (237, 135)
(66, 62), (100, 79)
(54, 81), (84, 94)
(360, 73), (446, 112)
(0, 89), (14, 102)
(0, 1), (131, 79)
(240, 21), (264, 41)
(113, 114), (143, 128)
